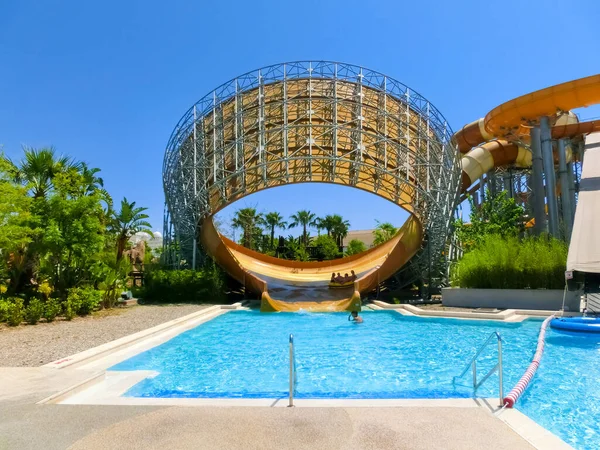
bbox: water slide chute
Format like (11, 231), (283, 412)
(457, 74), (600, 193)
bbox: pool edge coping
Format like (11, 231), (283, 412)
(370, 301), (569, 322)
(497, 406), (573, 450)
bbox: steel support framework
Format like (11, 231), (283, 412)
(162, 61), (461, 287)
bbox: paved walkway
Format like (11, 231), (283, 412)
(0, 367), (534, 450)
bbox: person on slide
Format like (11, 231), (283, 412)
(349, 311), (363, 323)
(330, 273), (336, 283)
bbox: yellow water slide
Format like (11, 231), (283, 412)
(456, 74), (600, 189)
(201, 215), (423, 312)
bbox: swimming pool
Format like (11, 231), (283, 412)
(109, 310), (600, 448)
(110, 310), (541, 399)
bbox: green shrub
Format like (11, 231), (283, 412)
(25, 298), (44, 324)
(65, 290), (81, 320)
(312, 235), (340, 260)
(78, 288), (102, 315)
(452, 234), (567, 290)
(7, 297), (24, 326)
(0, 298), (11, 322)
(66, 287), (102, 318)
(44, 298), (61, 322)
(345, 239), (367, 256)
(144, 266), (226, 303)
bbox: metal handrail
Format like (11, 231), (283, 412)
(453, 331), (504, 406)
(288, 334), (296, 407)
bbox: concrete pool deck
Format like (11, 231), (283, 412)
(0, 303), (572, 449)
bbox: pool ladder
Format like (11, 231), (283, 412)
(288, 333), (297, 407)
(453, 331), (504, 406)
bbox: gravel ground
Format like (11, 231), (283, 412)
(0, 304), (210, 367)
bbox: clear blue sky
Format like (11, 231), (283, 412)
(2, 0), (600, 234)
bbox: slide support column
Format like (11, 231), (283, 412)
(530, 127), (547, 235)
(540, 117), (559, 237)
(567, 154), (576, 222)
(557, 139), (572, 241)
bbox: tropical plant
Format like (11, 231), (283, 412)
(3, 146), (79, 199)
(314, 217), (324, 236)
(43, 298), (61, 322)
(319, 215), (336, 236)
(454, 190), (524, 251)
(0, 158), (33, 286)
(373, 221), (397, 246)
(231, 207), (264, 250)
(144, 265), (226, 303)
(25, 298), (44, 324)
(7, 297), (24, 326)
(112, 197), (153, 261)
(264, 212), (287, 249)
(0, 298), (10, 322)
(41, 170), (106, 294)
(330, 214), (350, 247)
(451, 234), (567, 290)
(312, 234), (340, 260)
(288, 210), (317, 246)
(345, 239), (367, 256)
(0, 146), (152, 325)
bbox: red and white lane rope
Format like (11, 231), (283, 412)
(503, 313), (556, 408)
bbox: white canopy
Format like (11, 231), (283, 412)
(567, 132), (600, 273)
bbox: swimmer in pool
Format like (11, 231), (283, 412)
(348, 311), (363, 323)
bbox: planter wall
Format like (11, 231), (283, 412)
(442, 288), (581, 311)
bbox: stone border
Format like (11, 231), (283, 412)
(370, 300), (569, 321)
(497, 407), (573, 449)
(442, 288), (581, 312)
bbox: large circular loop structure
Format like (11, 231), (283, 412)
(163, 61), (461, 311)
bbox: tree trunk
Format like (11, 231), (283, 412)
(116, 236), (127, 261)
(270, 227), (275, 249)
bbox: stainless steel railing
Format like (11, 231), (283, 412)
(288, 333), (297, 407)
(453, 331), (504, 406)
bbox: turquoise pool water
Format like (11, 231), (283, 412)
(517, 329), (600, 450)
(110, 310), (541, 399)
(109, 310), (600, 448)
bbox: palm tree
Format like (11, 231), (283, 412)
(314, 217), (324, 236)
(319, 215), (336, 237)
(330, 214), (350, 247)
(264, 212), (288, 249)
(112, 197), (153, 261)
(1, 147), (80, 290)
(3, 146), (79, 199)
(231, 207), (264, 249)
(79, 162), (113, 216)
(288, 210), (317, 246)
(373, 221), (398, 246)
